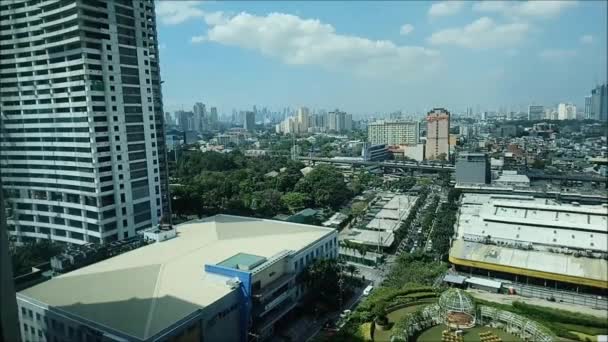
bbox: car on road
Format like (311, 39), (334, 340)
(363, 285), (374, 296)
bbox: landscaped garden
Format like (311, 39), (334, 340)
(416, 325), (521, 342)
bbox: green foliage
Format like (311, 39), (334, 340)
(302, 259), (356, 311)
(171, 151), (312, 218)
(295, 164), (352, 209)
(281, 192), (311, 214)
(12, 241), (62, 275)
(383, 252), (447, 288)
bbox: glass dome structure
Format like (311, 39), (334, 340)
(438, 289), (476, 315)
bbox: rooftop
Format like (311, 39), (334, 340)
(19, 215), (335, 340)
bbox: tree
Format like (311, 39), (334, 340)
(351, 201), (367, 218)
(281, 192), (311, 214)
(295, 165), (352, 209)
(373, 300), (389, 326)
(302, 259), (344, 310)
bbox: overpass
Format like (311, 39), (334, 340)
(298, 156), (455, 172)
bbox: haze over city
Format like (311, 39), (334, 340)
(157, 0), (607, 115)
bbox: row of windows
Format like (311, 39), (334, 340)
(3, 127), (89, 133)
(0, 75), (85, 89)
(2, 116), (88, 124)
(2, 172), (94, 183)
(2, 154), (92, 164)
(4, 180), (95, 193)
(2, 145), (91, 153)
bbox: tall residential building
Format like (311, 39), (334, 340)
(193, 102), (206, 132)
(0, 178), (20, 342)
(425, 108), (450, 160)
(527, 105), (544, 121)
(296, 106), (310, 133)
(327, 109), (351, 132)
(557, 103), (576, 120)
(243, 111), (255, 131)
(0, 0), (170, 245)
(367, 120), (419, 145)
(164, 111), (174, 126)
(590, 83), (608, 121)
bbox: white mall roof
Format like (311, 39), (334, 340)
(19, 215), (335, 340)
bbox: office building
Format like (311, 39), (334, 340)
(327, 109), (351, 133)
(209, 107), (218, 129)
(368, 120), (419, 146)
(243, 111), (255, 131)
(455, 153), (490, 184)
(361, 143), (389, 161)
(1, 178), (21, 341)
(193, 102), (206, 132)
(590, 83), (608, 121)
(425, 108), (450, 160)
(557, 103), (576, 120)
(0, 0), (170, 244)
(527, 105), (544, 121)
(450, 194), (608, 295)
(17, 215), (338, 341)
(584, 96), (592, 120)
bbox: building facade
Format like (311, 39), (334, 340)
(0, 0), (170, 245)
(590, 83), (607, 121)
(16, 215), (338, 342)
(557, 103), (576, 120)
(243, 111), (255, 131)
(424, 108), (450, 160)
(527, 105), (544, 121)
(367, 120), (419, 146)
(455, 153), (490, 184)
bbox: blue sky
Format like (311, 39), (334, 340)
(155, 1), (607, 116)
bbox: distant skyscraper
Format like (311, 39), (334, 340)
(557, 103), (576, 120)
(0, 0), (170, 244)
(193, 102), (206, 132)
(527, 105), (544, 121)
(590, 84), (608, 121)
(584, 96), (592, 119)
(165, 112), (174, 126)
(244, 111), (255, 131)
(296, 107), (310, 133)
(368, 120), (419, 145)
(209, 107), (218, 129)
(425, 108), (450, 160)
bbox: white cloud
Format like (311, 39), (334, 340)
(538, 49), (577, 60)
(156, 1), (204, 25)
(400, 24), (414, 35)
(580, 34), (593, 44)
(427, 17), (529, 49)
(428, 1), (466, 17)
(192, 12), (441, 79)
(473, 0), (577, 19)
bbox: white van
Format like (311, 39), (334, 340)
(363, 285), (374, 296)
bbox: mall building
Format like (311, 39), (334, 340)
(16, 215), (338, 341)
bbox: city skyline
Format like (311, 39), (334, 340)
(156, 1), (607, 115)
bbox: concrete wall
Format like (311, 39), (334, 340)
(253, 259), (288, 289)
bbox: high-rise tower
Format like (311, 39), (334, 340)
(424, 108), (450, 160)
(0, 0), (170, 244)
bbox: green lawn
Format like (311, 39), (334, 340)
(416, 325), (523, 342)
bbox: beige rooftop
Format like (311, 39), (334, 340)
(20, 215), (335, 340)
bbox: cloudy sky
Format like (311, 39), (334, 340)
(156, 1), (607, 116)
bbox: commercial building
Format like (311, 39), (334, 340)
(296, 107), (310, 133)
(589, 83), (608, 121)
(527, 105), (544, 121)
(450, 194), (608, 296)
(17, 215), (338, 341)
(455, 153), (490, 184)
(367, 120), (419, 145)
(425, 108), (450, 160)
(0, 0), (170, 245)
(493, 171), (530, 188)
(361, 143), (389, 161)
(243, 111), (255, 131)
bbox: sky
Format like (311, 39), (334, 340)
(155, 0), (607, 116)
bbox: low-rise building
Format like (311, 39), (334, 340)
(17, 215), (338, 342)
